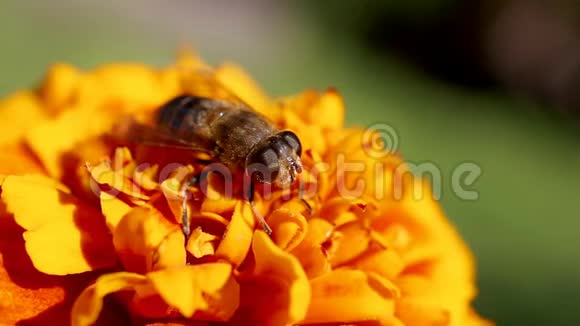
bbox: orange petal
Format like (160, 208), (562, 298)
(290, 218), (333, 279)
(215, 201), (254, 266)
(351, 249), (405, 281)
(200, 173), (238, 215)
(375, 179), (481, 323)
(233, 231), (310, 325)
(113, 207), (185, 273)
(268, 206), (307, 252)
(327, 220), (372, 267)
(71, 272), (148, 326)
(147, 263), (239, 320)
(0, 175), (116, 275)
(0, 142), (45, 175)
(281, 109), (327, 154)
(318, 196), (368, 225)
(303, 270), (397, 324)
(395, 298), (451, 326)
(186, 226), (218, 258)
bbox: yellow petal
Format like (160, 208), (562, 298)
(88, 154), (149, 202)
(175, 46), (209, 70)
(215, 63), (272, 118)
(99, 191), (134, 231)
(39, 63), (81, 112)
(147, 263), (239, 320)
(113, 207), (185, 273)
(71, 272), (148, 326)
(25, 105), (115, 178)
(186, 226), (219, 258)
(215, 201), (254, 266)
(159, 165), (195, 224)
(303, 270), (397, 324)
(0, 175), (116, 275)
(233, 231), (310, 325)
(91, 63), (175, 112)
(0, 91), (46, 146)
(294, 88), (345, 130)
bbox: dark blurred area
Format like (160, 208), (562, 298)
(310, 0), (580, 114)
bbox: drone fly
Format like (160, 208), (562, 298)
(132, 75), (303, 237)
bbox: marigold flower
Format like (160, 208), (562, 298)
(0, 51), (492, 325)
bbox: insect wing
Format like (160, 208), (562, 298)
(118, 118), (215, 154)
(180, 68), (253, 109)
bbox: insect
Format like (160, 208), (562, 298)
(134, 78), (303, 237)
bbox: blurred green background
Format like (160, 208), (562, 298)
(2, 1), (580, 325)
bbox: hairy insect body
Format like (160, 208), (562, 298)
(149, 94), (304, 237)
(156, 95), (302, 187)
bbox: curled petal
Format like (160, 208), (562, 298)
(327, 220), (373, 267)
(268, 206), (307, 252)
(113, 207), (185, 273)
(88, 155), (149, 202)
(303, 270), (397, 324)
(71, 272), (148, 326)
(71, 264), (239, 326)
(186, 226), (219, 258)
(215, 201), (254, 266)
(147, 263), (239, 320)
(290, 218), (333, 279)
(0, 175), (116, 275)
(351, 249), (405, 280)
(233, 231), (310, 326)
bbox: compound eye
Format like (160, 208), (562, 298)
(247, 147), (280, 184)
(279, 130), (302, 157)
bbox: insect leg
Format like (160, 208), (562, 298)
(180, 171), (209, 240)
(299, 182), (313, 215)
(246, 181), (273, 236)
